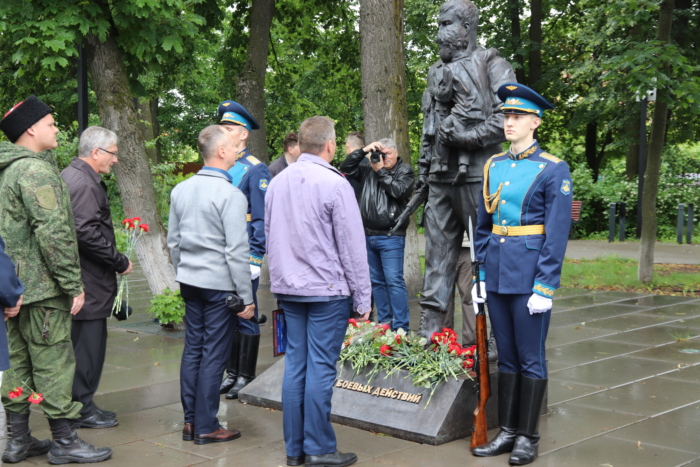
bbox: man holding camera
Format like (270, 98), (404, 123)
(340, 138), (415, 331)
(168, 125), (254, 445)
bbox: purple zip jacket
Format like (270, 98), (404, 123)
(265, 153), (371, 314)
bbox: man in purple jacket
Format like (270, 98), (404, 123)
(265, 116), (371, 467)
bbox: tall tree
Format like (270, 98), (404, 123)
(235, 0), (276, 164)
(639, 0), (676, 283)
(528, 0), (542, 90)
(359, 0), (421, 297)
(0, 0), (219, 295)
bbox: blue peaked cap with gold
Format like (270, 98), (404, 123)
(498, 83), (554, 117)
(217, 100), (260, 131)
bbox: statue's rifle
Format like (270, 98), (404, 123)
(468, 217), (490, 449)
(387, 183), (429, 237)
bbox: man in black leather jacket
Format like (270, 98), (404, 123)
(340, 138), (414, 331)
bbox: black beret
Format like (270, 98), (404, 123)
(0, 96), (53, 143)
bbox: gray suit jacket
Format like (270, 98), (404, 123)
(167, 169), (253, 304)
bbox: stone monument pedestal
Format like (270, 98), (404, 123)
(239, 357), (508, 445)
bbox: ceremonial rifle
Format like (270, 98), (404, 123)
(468, 217), (490, 449)
(387, 184), (429, 237)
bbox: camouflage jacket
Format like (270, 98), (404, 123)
(0, 142), (83, 304)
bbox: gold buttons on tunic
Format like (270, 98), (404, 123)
(500, 238), (505, 243)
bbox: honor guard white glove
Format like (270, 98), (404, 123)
(471, 282), (487, 306)
(527, 293), (553, 314)
(250, 265), (261, 281)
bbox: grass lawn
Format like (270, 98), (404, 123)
(562, 255), (700, 296)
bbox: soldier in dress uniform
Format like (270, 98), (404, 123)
(470, 84), (572, 466)
(216, 101), (272, 399)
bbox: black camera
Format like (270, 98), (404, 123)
(370, 151), (386, 163)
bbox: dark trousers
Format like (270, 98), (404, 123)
(421, 181), (481, 313)
(238, 278), (259, 335)
(488, 292), (551, 379)
(71, 318), (108, 417)
(366, 235), (409, 331)
(180, 283), (236, 434)
(281, 298), (350, 457)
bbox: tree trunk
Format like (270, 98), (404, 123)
(359, 0), (421, 297)
(624, 114), (640, 180)
(235, 0), (275, 164)
(585, 122), (599, 181)
(135, 97), (161, 165)
(508, 0), (527, 84)
(86, 32), (177, 295)
(638, 0), (675, 284)
(528, 0), (542, 90)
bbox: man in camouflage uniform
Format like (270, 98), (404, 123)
(0, 96), (112, 464)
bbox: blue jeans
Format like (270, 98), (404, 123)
(365, 235), (410, 331)
(281, 298), (350, 457)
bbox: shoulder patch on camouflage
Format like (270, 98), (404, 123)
(540, 153), (562, 164)
(35, 185), (58, 210)
(246, 156), (261, 165)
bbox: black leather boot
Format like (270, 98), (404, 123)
(47, 419), (112, 464)
(220, 330), (241, 394)
(2, 412), (51, 463)
(226, 332), (260, 399)
(472, 372), (521, 457)
(509, 376), (548, 466)
(418, 308), (445, 339)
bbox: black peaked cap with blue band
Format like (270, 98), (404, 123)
(497, 83), (555, 117)
(217, 100), (260, 131)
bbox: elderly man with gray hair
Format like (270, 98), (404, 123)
(61, 126), (133, 429)
(339, 137), (415, 332)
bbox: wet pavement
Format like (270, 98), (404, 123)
(2, 267), (700, 466)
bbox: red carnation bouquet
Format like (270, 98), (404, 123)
(339, 321), (476, 406)
(6, 374), (44, 405)
(112, 217), (149, 318)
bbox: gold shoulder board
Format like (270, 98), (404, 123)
(540, 153), (562, 164)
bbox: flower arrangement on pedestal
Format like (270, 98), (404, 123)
(112, 217), (149, 318)
(339, 320), (476, 405)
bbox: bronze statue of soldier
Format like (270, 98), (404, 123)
(418, 0), (516, 337)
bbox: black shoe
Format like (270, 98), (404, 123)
(508, 376), (547, 466)
(94, 406), (117, 420)
(472, 372), (521, 457)
(74, 411), (119, 429)
(287, 454), (305, 466)
(306, 451), (357, 466)
(2, 413), (51, 463)
(226, 333), (260, 399)
(47, 432), (113, 464)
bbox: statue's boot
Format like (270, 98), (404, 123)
(488, 328), (498, 363)
(2, 412), (51, 463)
(220, 330), (241, 394)
(508, 377), (548, 466)
(471, 372), (521, 457)
(226, 333), (260, 400)
(418, 308), (445, 338)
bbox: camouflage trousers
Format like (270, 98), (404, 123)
(1, 305), (82, 419)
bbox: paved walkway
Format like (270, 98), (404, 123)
(3, 276), (700, 466)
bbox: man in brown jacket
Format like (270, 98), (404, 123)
(61, 126), (132, 429)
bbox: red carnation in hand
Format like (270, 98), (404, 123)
(131, 217), (141, 222)
(139, 223), (150, 232)
(8, 387), (23, 399)
(28, 392), (43, 404)
(127, 222), (135, 231)
(121, 218), (131, 225)
(462, 358), (474, 369)
(379, 344), (393, 356)
(348, 318), (359, 328)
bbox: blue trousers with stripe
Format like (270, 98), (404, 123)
(488, 292), (550, 379)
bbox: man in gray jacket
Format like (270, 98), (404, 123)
(168, 125), (254, 445)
